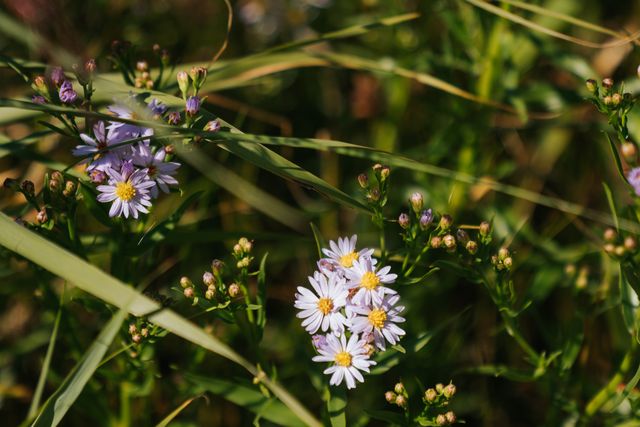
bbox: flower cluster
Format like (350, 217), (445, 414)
(72, 99), (180, 219)
(295, 235), (405, 389)
(385, 381), (459, 425)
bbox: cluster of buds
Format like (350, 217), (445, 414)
(422, 382), (457, 425)
(359, 164), (390, 227)
(491, 247), (513, 271)
(179, 253), (245, 305)
(233, 237), (254, 269)
(134, 61), (154, 89)
(177, 67), (208, 123)
(128, 321), (150, 345)
(32, 65), (82, 105)
(385, 382), (408, 410)
(602, 227), (637, 258)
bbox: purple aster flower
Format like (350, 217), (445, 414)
(96, 161), (154, 219)
(185, 96), (200, 116)
(89, 169), (107, 184)
(148, 98), (167, 116)
(107, 104), (154, 143)
(628, 167), (640, 196)
(204, 120), (220, 132)
(72, 121), (125, 172)
(419, 208), (433, 229)
(59, 80), (78, 104)
(132, 144), (180, 198)
(50, 67), (65, 86)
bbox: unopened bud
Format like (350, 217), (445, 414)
(183, 287), (194, 298)
(410, 192), (424, 213)
(380, 166), (390, 180)
(395, 395), (407, 408)
(603, 95), (613, 106)
(36, 208), (48, 224)
(136, 61), (148, 72)
(372, 163), (383, 173)
(456, 229), (469, 245)
(63, 180), (76, 197)
(128, 323), (137, 334)
(503, 257), (513, 269)
(430, 236), (442, 249)
(443, 234), (456, 249)
(585, 79), (597, 93)
(615, 246), (626, 257)
(435, 383), (444, 393)
(498, 247), (509, 260)
(419, 209), (433, 229)
(436, 414), (447, 426)
(238, 237), (252, 252)
(167, 111), (181, 125)
(622, 142), (637, 163)
(439, 214), (453, 230)
(357, 173), (368, 189)
(177, 71), (190, 97)
(604, 228), (617, 242)
(211, 259), (224, 273)
(50, 67), (65, 86)
(624, 236), (637, 252)
(140, 327), (149, 337)
(20, 180), (35, 196)
(132, 334), (142, 344)
(385, 391), (396, 403)
(204, 120), (221, 132)
(479, 221), (491, 237)
(185, 96), (201, 116)
(443, 383), (456, 399)
(233, 243), (242, 255)
(205, 288), (215, 300)
(180, 276), (192, 288)
(603, 243), (615, 254)
(84, 58), (96, 74)
(612, 93), (622, 106)
(203, 271), (215, 286)
(228, 283), (241, 298)
(466, 240), (478, 255)
(189, 66), (208, 91)
(237, 257), (251, 268)
(445, 411), (456, 424)
(367, 188), (380, 202)
(602, 78), (614, 90)
(398, 213), (410, 229)
(89, 169), (106, 183)
(425, 388), (437, 402)
(394, 382), (405, 394)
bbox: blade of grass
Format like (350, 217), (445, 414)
(155, 395), (203, 427)
(0, 213), (322, 427)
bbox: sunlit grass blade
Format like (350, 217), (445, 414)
(0, 213), (322, 427)
(26, 295), (63, 420)
(465, 0), (640, 48)
(155, 395), (202, 427)
(31, 309), (128, 427)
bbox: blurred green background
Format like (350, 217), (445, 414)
(2, 0), (640, 425)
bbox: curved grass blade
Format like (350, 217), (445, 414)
(155, 395), (203, 427)
(31, 309), (128, 427)
(0, 213), (322, 427)
(465, 0), (640, 48)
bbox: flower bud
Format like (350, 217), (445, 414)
(357, 173), (368, 189)
(89, 169), (106, 183)
(48, 177), (61, 192)
(372, 163), (383, 173)
(84, 58), (96, 74)
(615, 246), (626, 257)
(430, 236), (442, 249)
(604, 227), (617, 242)
(32, 95), (47, 104)
(456, 229), (469, 245)
(612, 93), (622, 106)
(136, 61), (148, 72)
(479, 221), (491, 237)
(50, 67), (65, 86)
(203, 271), (215, 286)
(435, 383), (444, 393)
(228, 283), (241, 298)
(211, 259), (224, 274)
(140, 327), (149, 337)
(443, 234), (456, 249)
(233, 243), (242, 255)
(177, 70), (189, 91)
(419, 209), (433, 229)
(603, 95), (613, 106)
(398, 213), (410, 229)
(180, 276), (192, 288)
(33, 75), (49, 96)
(204, 120), (221, 133)
(466, 240), (478, 255)
(183, 287), (195, 298)
(20, 180), (35, 196)
(36, 208), (48, 224)
(385, 391), (396, 403)
(498, 247), (509, 260)
(167, 111), (181, 125)
(185, 96), (201, 116)
(394, 395), (407, 409)
(380, 166), (390, 180)
(585, 79), (597, 93)
(443, 383), (456, 399)
(238, 237), (252, 252)
(63, 180), (76, 197)
(237, 257), (251, 268)
(205, 288), (216, 300)
(394, 382), (405, 394)
(189, 66), (208, 91)
(603, 243), (615, 254)
(624, 236), (637, 252)
(436, 414), (447, 426)
(128, 323), (137, 334)
(439, 214), (453, 230)
(410, 192), (424, 213)
(602, 78), (613, 90)
(425, 388), (437, 402)
(132, 333), (142, 344)
(367, 188), (380, 202)
(59, 80), (78, 104)
(445, 411), (456, 424)
(503, 256), (513, 269)
(622, 142), (637, 163)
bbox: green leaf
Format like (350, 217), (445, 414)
(327, 386), (347, 427)
(155, 396), (202, 427)
(31, 309), (127, 427)
(309, 222), (326, 260)
(365, 410), (404, 425)
(256, 253), (268, 334)
(619, 263), (636, 336)
(185, 374), (306, 427)
(605, 133), (628, 185)
(0, 213), (321, 427)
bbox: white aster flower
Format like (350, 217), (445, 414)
(312, 333), (376, 389)
(96, 161), (154, 219)
(72, 121), (125, 172)
(349, 294), (406, 351)
(132, 144), (180, 198)
(295, 271), (349, 335)
(346, 258), (397, 306)
(320, 235), (375, 275)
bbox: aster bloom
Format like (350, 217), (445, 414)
(294, 271), (349, 335)
(628, 167), (640, 196)
(185, 96), (200, 116)
(73, 121), (125, 171)
(349, 294), (406, 351)
(346, 257), (397, 306)
(107, 104), (154, 142)
(59, 80), (78, 104)
(132, 144), (180, 198)
(312, 333), (375, 389)
(320, 235), (375, 274)
(96, 161), (154, 219)
(148, 98), (168, 116)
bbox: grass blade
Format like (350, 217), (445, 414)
(155, 395), (202, 427)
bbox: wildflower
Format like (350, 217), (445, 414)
(148, 98), (168, 116)
(73, 121), (124, 171)
(228, 283), (241, 298)
(346, 257), (397, 306)
(627, 167), (640, 196)
(419, 208), (433, 229)
(311, 334), (328, 351)
(312, 333), (375, 389)
(96, 161), (154, 219)
(602, 77), (613, 90)
(59, 80), (78, 104)
(89, 169), (106, 183)
(185, 96), (200, 116)
(350, 294), (405, 350)
(320, 235), (375, 273)
(295, 272), (349, 335)
(132, 144), (180, 198)
(107, 104), (154, 142)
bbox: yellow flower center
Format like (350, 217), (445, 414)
(335, 351), (352, 367)
(115, 181), (136, 201)
(360, 271), (380, 290)
(339, 251), (359, 268)
(368, 309), (387, 329)
(317, 297), (334, 315)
